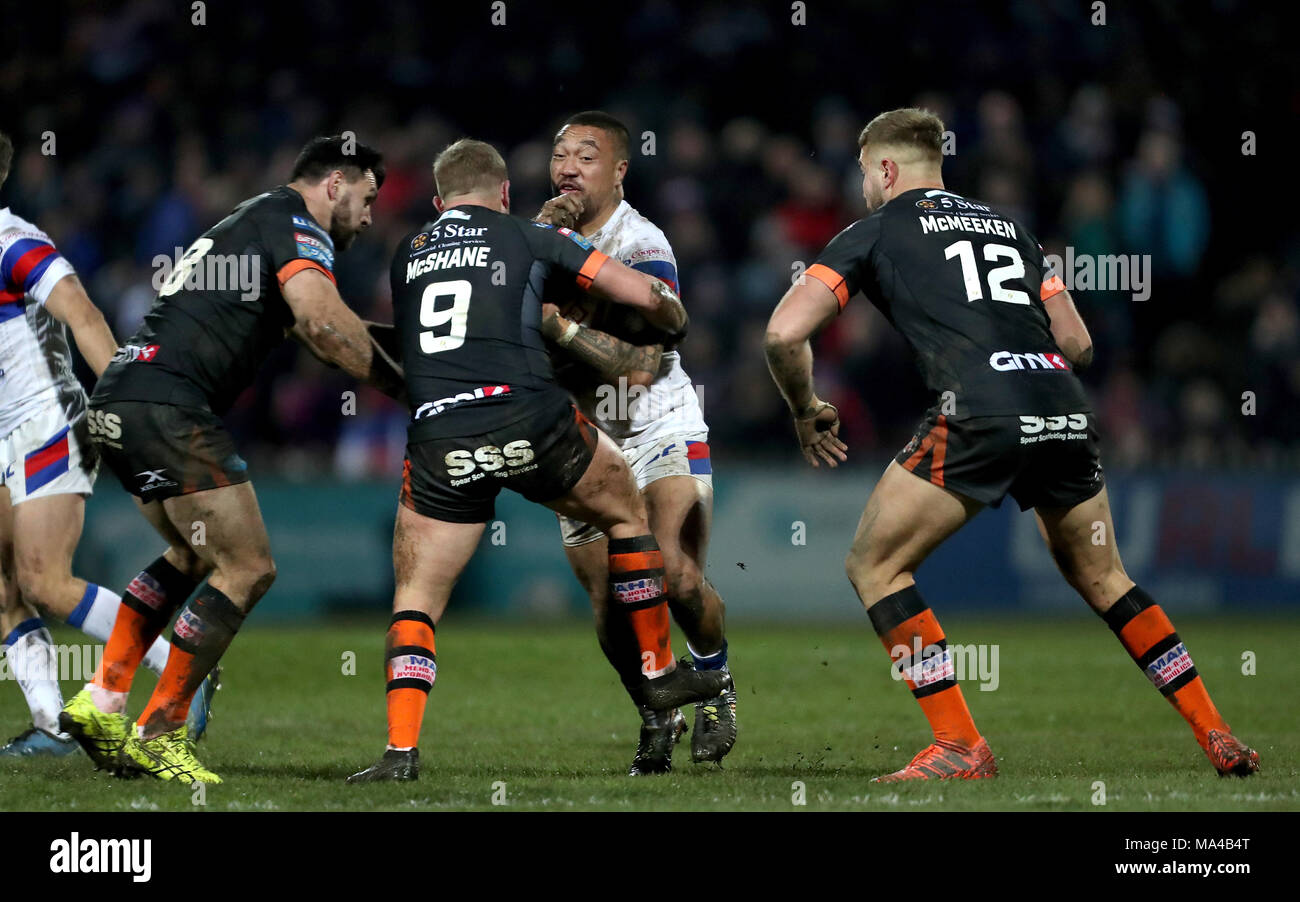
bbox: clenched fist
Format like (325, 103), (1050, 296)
(534, 193), (585, 230)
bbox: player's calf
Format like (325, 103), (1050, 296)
(348, 610), (435, 783)
(136, 584), (247, 739)
(865, 585), (991, 781)
(89, 555), (201, 714)
(1100, 585), (1259, 776)
(608, 536), (731, 711)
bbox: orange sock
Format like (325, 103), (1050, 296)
(92, 558), (197, 694)
(868, 585), (982, 748)
(137, 585), (244, 735)
(136, 644), (197, 728)
(94, 606), (159, 694)
(386, 611), (437, 750)
(1102, 585), (1228, 750)
(608, 535), (673, 679)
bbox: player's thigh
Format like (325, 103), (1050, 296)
(544, 430), (646, 538)
(391, 503), (484, 622)
(847, 460), (983, 597)
(10, 491), (84, 613)
(1034, 486), (1133, 610)
(159, 481), (273, 575)
(643, 474), (712, 580)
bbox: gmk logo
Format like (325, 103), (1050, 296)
(415, 384), (511, 420)
(49, 833), (152, 882)
(989, 350), (1070, 372)
(113, 343), (159, 363)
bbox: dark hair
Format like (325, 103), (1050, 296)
(289, 135), (385, 189)
(558, 110), (630, 161)
(0, 131), (12, 189)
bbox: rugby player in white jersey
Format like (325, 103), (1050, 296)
(0, 132), (216, 756)
(533, 111), (734, 774)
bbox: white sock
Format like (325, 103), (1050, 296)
(66, 583), (171, 675)
(3, 618), (65, 735)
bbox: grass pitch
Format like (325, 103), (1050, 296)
(0, 615), (1295, 811)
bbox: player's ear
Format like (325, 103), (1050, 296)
(500, 180), (510, 212)
(327, 169), (344, 201)
(614, 159), (628, 188)
(881, 157), (896, 189)
(433, 195), (445, 212)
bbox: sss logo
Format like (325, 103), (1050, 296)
(85, 409), (123, 441)
(1019, 413), (1087, 434)
(444, 441), (535, 477)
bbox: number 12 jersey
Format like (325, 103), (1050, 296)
(806, 188), (1091, 419)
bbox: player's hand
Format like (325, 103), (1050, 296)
(363, 319), (403, 363)
(535, 193), (584, 230)
(794, 400), (847, 468)
(539, 304), (573, 343)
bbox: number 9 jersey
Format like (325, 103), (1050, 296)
(805, 187), (1091, 420)
(391, 206), (608, 442)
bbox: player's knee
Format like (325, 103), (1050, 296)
(246, 558), (277, 603)
(166, 543), (209, 580)
(845, 548), (907, 605)
(1066, 561), (1126, 605)
(666, 559), (704, 608)
(223, 554), (276, 606)
(0, 578), (19, 613)
(844, 547), (873, 593)
(16, 565), (67, 612)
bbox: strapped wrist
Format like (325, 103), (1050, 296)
(557, 320), (582, 347)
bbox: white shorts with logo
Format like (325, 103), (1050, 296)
(557, 431), (712, 547)
(0, 399), (96, 504)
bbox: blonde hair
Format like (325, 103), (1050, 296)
(858, 108), (945, 164)
(434, 138), (508, 200)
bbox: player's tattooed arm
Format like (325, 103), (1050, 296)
(1043, 289), (1094, 370)
(763, 333), (818, 416)
(765, 276), (847, 467)
(588, 260), (688, 334)
(541, 304), (661, 386)
(764, 276), (840, 415)
(284, 268), (405, 400)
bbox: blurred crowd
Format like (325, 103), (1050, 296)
(2, 0), (1292, 475)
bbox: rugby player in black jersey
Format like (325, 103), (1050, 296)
(347, 139), (730, 782)
(60, 135), (404, 783)
(764, 108), (1258, 781)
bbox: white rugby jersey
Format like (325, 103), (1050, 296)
(0, 208), (85, 439)
(580, 200), (706, 448)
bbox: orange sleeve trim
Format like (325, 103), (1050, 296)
(575, 250), (610, 290)
(277, 258), (336, 287)
(1040, 274), (1065, 301)
(806, 263), (850, 310)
